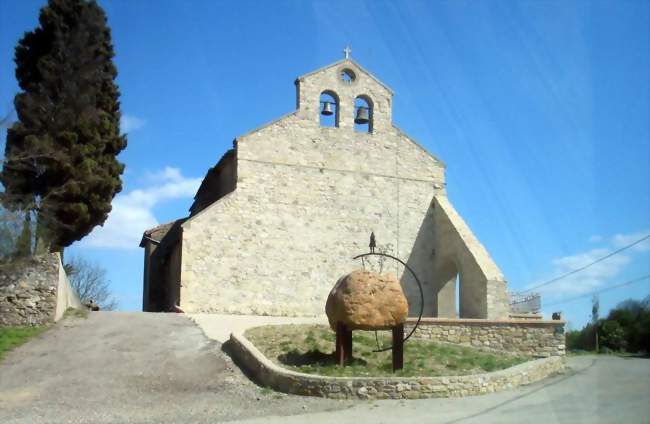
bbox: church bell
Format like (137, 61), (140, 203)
(354, 106), (370, 124)
(321, 101), (334, 116)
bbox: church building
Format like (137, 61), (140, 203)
(140, 54), (510, 319)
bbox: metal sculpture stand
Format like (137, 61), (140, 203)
(392, 324), (404, 371)
(352, 251), (424, 352)
(332, 235), (423, 373)
(335, 322), (352, 365)
(336, 321), (405, 372)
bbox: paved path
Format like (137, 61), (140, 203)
(1, 313), (648, 423)
(193, 313), (650, 423)
(0, 312), (347, 423)
(190, 313), (326, 343)
(230, 355), (650, 424)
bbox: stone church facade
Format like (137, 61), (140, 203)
(140, 58), (510, 319)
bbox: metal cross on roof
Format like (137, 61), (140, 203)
(343, 46), (351, 59)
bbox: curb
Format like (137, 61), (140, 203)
(227, 330), (566, 399)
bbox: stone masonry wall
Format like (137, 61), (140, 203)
(0, 254), (60, 326)
(228, 331), (566, 400)
(181, 160), (440, 316)
(181, 60), (445, 317)
(431, 196), (509, 319)
(179, 59), (511, 318)
(407, 318), (566, 357)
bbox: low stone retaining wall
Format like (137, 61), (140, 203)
(0, 253), (81, 326)
(228, 331), (566, 400)
(406, 318), (566, 357)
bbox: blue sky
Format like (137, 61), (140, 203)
(1, 0), (648, 329)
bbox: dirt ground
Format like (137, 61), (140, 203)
(0, 312), (351, 423)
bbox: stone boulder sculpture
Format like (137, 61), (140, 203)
(325, 269), (408, 331)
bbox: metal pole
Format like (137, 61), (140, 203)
(392, 324), (404, 372)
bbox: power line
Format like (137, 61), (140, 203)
(521, 234), (650, 293)
(543, 274), (650, 307)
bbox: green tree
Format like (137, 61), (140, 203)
(567, 297), (650, 354)
(566, 321), (603, 352)
(0, 0), (126, 252)
(599, 320), (627, 351)
(565, 329), (584, 351)
(12, 212), (33, 257)
(0, 207), (24, 259)
(608, 298), (650, 353)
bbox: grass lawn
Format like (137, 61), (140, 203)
(245, 324), (530, 377)
(0, 325), (48, 361)
(64, 307), (88, 319)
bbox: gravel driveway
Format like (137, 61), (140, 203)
(0, 312), (350, 423)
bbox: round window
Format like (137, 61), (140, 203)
(340, 68), (356, 84)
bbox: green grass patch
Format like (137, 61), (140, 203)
(245, 324), (530, 377)
(63, 307), (88, 319)
(0, 326), (48, 361)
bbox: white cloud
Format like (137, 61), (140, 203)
(143, 167), (185, 184)
(534, 248), (631, 298)
(120, 114), (146, 133)
(529, 230), (649, 301)
(611, 230), (650, 252)
(80, 167), (201, 249)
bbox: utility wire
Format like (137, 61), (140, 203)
(521, 234), (650, 293)
(543, 274), (650, 307)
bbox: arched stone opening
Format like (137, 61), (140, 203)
(434, 258), (471, 318)
(319, 90), (339, 127)
(354, 95), (373, 133)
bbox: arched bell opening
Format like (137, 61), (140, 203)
(319, 90), (339, 127)
(354, 95), (373, 133)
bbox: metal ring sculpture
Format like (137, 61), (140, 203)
(352, 252), (424, 352)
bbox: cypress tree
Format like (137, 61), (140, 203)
(0, 0), (126, 251)
(13, 213), (33, 258)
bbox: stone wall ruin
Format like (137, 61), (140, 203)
(0, 253), (81, 326)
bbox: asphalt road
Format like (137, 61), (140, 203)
(232, 355), (650, 424)
(1, 312), (648, 423)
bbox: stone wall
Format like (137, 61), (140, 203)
(0, 255), (60, 326)
(181, 162), (440, 317)
(0, 253), (81, 326)
(406, 318), (566, 357)
(432, 197), (509, 319)
(178, 58), (511, 319)
(228, 331), (566, 400)
(54, 257), (83, 321)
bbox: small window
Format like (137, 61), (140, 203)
(340, 68), (356, 84)
(320, 91), (339, 127)
(354, 95), (373, 133)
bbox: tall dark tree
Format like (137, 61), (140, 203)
(13, 213), (33, 258)
(0, 207), (23, 259)
(0, 0), (126, 251)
